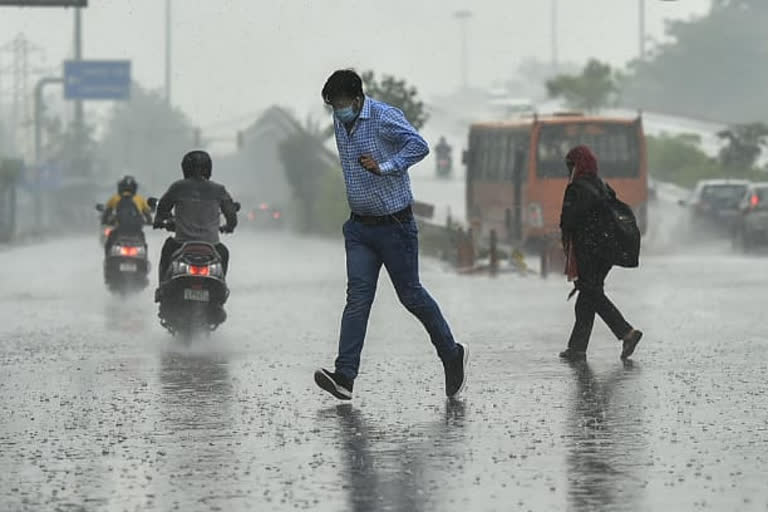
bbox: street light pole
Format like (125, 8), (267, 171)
(73, 7), (83, 131)
(638, 0), (646, 60)
(454, 10), (472, 91)
(34, 76), (63, 229)
(165, 0), (172, 105)
(551, 0), (559, 72)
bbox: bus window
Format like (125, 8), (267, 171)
(489, 132), (506, 181)
(504, 133), (530, 182)
(472, 131), (488, 180)
(537, 123), (640, 178)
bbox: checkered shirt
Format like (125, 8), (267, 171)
(332, 97), (429, 216)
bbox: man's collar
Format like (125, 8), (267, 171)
(358, 96), (372, 120)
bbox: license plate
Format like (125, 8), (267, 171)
(184, 288), (210, 302)
(119, 262), (138, 272)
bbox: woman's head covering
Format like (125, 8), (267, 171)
(566, 145), (598, 180)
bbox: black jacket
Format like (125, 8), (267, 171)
(560, 175), (614, 262)
(155, 177), (237, 243)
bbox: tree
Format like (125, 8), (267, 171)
(622, 1), (768, 122)
(96, 84), (196, 193)
(279, 116), (347, 234)
(646, 133), (721, 187)
(361, 71), (429, 130)
(546, 59), (620, 113)
(42, 117), (98, 177)
(717, 122), (768, 170)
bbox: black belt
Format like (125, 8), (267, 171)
(350, 206), (413, 225)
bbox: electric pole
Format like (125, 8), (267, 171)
(551, 0), (559, 72)
(454, 10), (472, 91)
(165, 0), (171, 105)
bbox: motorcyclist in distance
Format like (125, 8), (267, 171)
(102, 175), (153, 254)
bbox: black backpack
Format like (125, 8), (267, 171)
(582, 179), (641, 268)
(115, 195), (144, 232)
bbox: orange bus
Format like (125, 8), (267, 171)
(463, 114), (648, 248)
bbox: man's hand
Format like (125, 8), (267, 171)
(358, 155), (382, 176)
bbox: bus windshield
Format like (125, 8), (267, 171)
(536, 122), (640, 178)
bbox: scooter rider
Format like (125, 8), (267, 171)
(153, 150), (238, 305)
(102, 175), (153, 254)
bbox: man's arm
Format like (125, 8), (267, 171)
(219, 186), (238, 232)
(376, 107), (429, 175)
(102, 195), (119, 224)
(136, 195), (154, 224)
(153, 184), (177, 227)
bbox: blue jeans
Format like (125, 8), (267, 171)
(335, 217), (459, 380)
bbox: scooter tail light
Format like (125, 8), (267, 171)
(188, 265), (210, 276)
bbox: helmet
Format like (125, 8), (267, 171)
(117, 175), (138, 195)
(182, 150), (212, 180)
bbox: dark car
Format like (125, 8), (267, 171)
(680, 179), (750, 232)
(733, 183), (768, 252)
(245, 202), (285, 230)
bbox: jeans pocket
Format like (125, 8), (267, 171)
(396, 219), (418, 255)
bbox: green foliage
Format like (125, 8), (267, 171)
(717, 122), (768, 170)
(622, 2), (768, 122)
(361, 71), (428, 129)
(96, 84), (195, 192)
(647, 133), (721, 187)
(546, 59), (620, 113)
(647, 132), (765, 188)
(0, 158), (23, 185)
(279, 126), (347, 234)
(43, 118), (98, 178)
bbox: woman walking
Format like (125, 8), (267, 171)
(558, 145), (643, 361)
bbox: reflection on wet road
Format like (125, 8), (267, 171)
(1, 232), (767, 511)
(566, 361), (646, 512)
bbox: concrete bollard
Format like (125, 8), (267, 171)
(489, 229), (498, 277)
(456, 227), (475, 269)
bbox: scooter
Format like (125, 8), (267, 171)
(95, 203), (153, 295)
(154, 216), (236, 337)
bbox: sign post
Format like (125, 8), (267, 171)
(0, 1), (87, 6)
(64, 60), (131, 100)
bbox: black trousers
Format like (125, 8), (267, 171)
(567, 256), (632, 352)
(158, 237), (229, 283)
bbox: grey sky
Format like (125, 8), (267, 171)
(0, 0), (710, 134)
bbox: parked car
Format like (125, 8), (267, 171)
(680, 179), (750, 233)
(733, 182), (768, 252)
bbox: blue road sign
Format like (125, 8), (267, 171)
(64, 60), (131, 100)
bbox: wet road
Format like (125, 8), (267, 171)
(1, 229), (767, 511)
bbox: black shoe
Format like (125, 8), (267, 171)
(444, 343), (469, 398)
(211, 305), (227, 325)
(559, 348), (587, 361)
(621, 329), (643, 360)
(314, 368), (353, 400)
